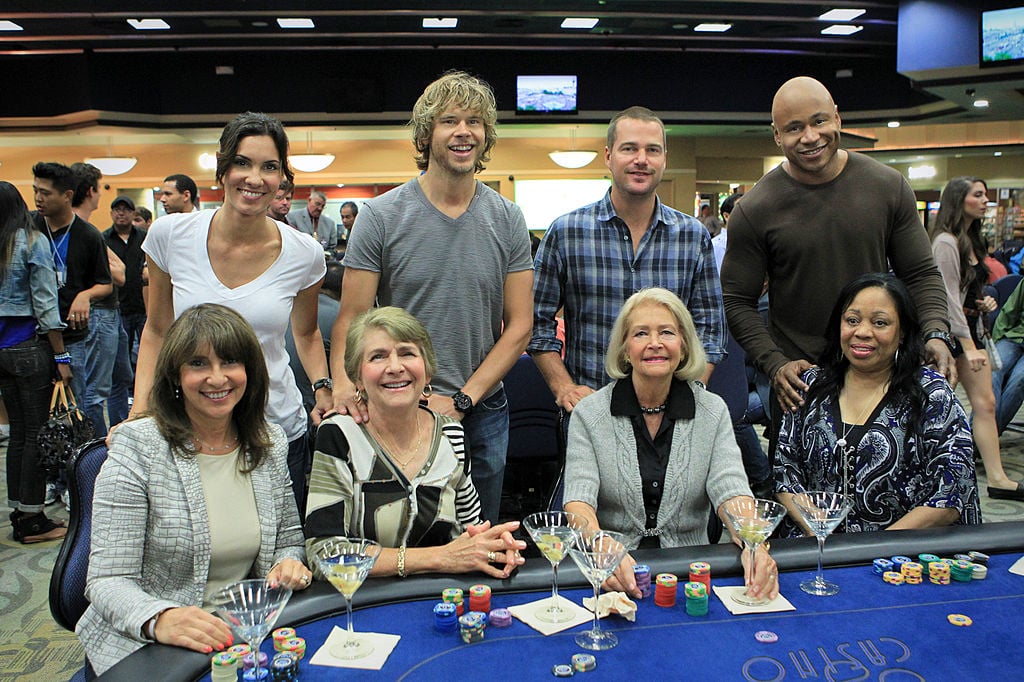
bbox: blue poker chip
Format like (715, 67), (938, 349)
(553, 663), (575, 677)
(755, 630), (779, 643)
(571, 653), (597, 672)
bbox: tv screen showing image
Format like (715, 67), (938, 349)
(516, 75), (578, 114)
(982, 6), (1024, 66)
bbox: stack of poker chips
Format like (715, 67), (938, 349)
(688, 562), (712, 593)
(459, 612), (486, 643)
(242, 652), (269, 672)
(872, 558), (894, 575)
(272, 628), (296, 652)
(242, 668), (270, 682)
(968, 551), (990, 566)
(468, 584), (491, 614)
(210, 652), (238, 682)
(654, 573), (678, 607)
(279, 638), (306, 661)
(228, 644), (253, 660)
(434, 602), (459, 633)
(684, 581), (709, 616)
(633, 564), (652, 598)
(571, 653), (598, 672)
(970, 563), (988, 580)
(488, 608), (512, 628)
(442, 587), (465, 616)
(270, 651), (299, 682)
(900, 561), (924, 584)
(917, 553), (939, 571)
(950, 559), (974, 582)
(882, 571), (904, 585)
(890, 555), (911, 571)
(929, 561), (951, 585)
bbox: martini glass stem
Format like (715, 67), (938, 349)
(344, 595), (356, 645)
(588, 580), (601, 634)
(815, 534), (826, 586)
(550, 563), (560, 609)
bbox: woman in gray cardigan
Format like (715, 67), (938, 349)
(563, 288), (778, 601)
(78, 305), (312, 675)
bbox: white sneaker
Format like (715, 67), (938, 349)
(61, 489), (71, 513)
(44, 482), (58, 506)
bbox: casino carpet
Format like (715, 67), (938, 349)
(1, 393), (1023, 682)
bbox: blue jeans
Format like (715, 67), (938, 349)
(67, 307), (120, 438)
(461, 388), (509, 523)
(735, 422), (771, 485)
(121, 311), (147, 371)
(0, 338), (54, 511)
(108, 319), (132, 425)
(287, 431), (311, 518)
(992, 338), (1024, 433)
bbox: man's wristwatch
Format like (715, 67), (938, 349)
(452, 390), (474, 415)
(312, 377), (333, 393)
(923, 330), (956, 353)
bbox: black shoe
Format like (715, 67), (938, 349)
(987, 482), (1024, 501)
(10, 510), (24, 542)
(14, 512), (67, 544)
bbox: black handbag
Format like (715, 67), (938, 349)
(37, 381), (95, 473)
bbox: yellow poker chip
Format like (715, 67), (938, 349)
(947, 613), (973, 627)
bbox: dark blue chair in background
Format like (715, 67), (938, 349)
(49, 438), (108, 682)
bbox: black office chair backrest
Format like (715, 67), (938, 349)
(505, 354), (561, 461)
(707, 334), (748, 425)
(49, 437), (108, 631)
(994, 274), (1023, 308)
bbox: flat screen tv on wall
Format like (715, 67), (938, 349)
(982, 5), (1024, 67)
(516, 75), (578, 114)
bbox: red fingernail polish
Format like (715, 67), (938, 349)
(204, 646), (212, 653)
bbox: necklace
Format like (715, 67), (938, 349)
(835, 381), (888, 530)
(371, 412), (423, 468)
(639, 403), (667, 415)
(192, 433), (239, 453)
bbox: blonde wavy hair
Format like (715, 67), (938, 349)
(410, 70), (497, 173)
(605, 288), (707, 381)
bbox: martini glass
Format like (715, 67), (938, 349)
(312, 537), (382, 659)
(567, 529), (631, 651)
(722, 497), (787, 606)
(210, 579), (292, 682)
(793, 491), (853, 596)
(523, 511), (588, 623)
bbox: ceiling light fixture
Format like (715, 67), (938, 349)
(277, 18), (315, 29)
(423, 18), (458, 29)
(694, 23), (732, 32)
(85, 157), (138, 176)
(291, 132), (335, 173)
(0, 20), (24, 31)
(887, 121), (900, 128)
(127, 19), (170, 30)
(974, 99), (990, 108)
(561, 18), (599, 29)
(549, 128), (598, 169)
(819, 9), (866, 22)
(908, 165), (936, 180)
(821, 25), (863, 35)
(198, 153), (218, 171)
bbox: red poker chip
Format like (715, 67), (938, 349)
(755, 630), (779, 643)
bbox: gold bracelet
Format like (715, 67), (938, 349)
(397, 544), (407, 578)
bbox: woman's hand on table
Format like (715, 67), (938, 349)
(602, 552), (642, 600)
(741, 544), (779, 601)
(267, 558), (314, 591)
(444, 520), (526, 578)
(152, 606), (234, 654)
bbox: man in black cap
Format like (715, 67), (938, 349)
(104, 196), (147, 374)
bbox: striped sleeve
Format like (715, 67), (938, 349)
(441, 421), (483, 527)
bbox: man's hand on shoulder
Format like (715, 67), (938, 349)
(924, 338), (957, 388)
(772, 359), (814, 413)
(557, 384), (595, 412)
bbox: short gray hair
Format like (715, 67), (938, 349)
(605, 288), (707, 381)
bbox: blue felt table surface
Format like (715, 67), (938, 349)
(207, 553), (1024, 680)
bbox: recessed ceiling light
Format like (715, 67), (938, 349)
(821, 25), (863, 35)
(974, 99), (990, 108)
(561, 18), (599, 29)
(127, 19), (170, 30)
(0, 20), (24, 31)
(423, 18), (458, 29)
(277, 18), (315, 29)
(694, 23), (732, 33)
(887, 121), (900, 128)
(819, 9), (866, 22)
(252, 21), (269, 28)
(995, 151), (1003, 157)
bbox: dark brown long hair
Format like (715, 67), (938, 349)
(149, 303), (273, 471)
(0, 181), (38, 279)
(928, 176), (989, 292)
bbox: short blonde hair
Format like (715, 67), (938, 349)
(410, 70), (498, 173)
(604, 288), (707, 381)
(344, 307), (437, 384)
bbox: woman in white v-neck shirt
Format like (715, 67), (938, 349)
(132, 112), (330, 509)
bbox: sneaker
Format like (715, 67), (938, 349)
(61, 488), (72, 513)
(15, 513), (67, 544)
(44, 482), (58, 506)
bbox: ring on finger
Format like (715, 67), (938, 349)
(300, 575), (310, 585)
(487, 551), (497, 562)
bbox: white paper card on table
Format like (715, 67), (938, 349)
(1010, 555), (1024, 576)
(308, 626), (401, 670)
(508, 594), (593, 635)
(712, 585), (796, 615)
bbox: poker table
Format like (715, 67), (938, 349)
(99, 521), (1024, 680)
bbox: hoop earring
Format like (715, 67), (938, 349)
(894, 348), (900, 367)
(422, 383), (433, 398)
(353, 388), (365, 404)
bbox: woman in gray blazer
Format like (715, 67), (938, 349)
(563, 288), (778, 602)
(78, 304), (312, 675)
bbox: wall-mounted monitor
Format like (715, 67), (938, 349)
(982, 6), (1024, 67)
(516, 75), (578, 114)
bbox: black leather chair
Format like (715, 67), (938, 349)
(49, 438), (108, 632)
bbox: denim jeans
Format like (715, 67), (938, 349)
(67, 307), (121, 438)
(121, 311), (147, 371)
(735, 422), (771, 485)
(461, 388), (510, 523)
(992, 338), (1024, 433)
(108, 319), (132, 425)
(0, 338), (54, 511)
(287, 431), (311, 518)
